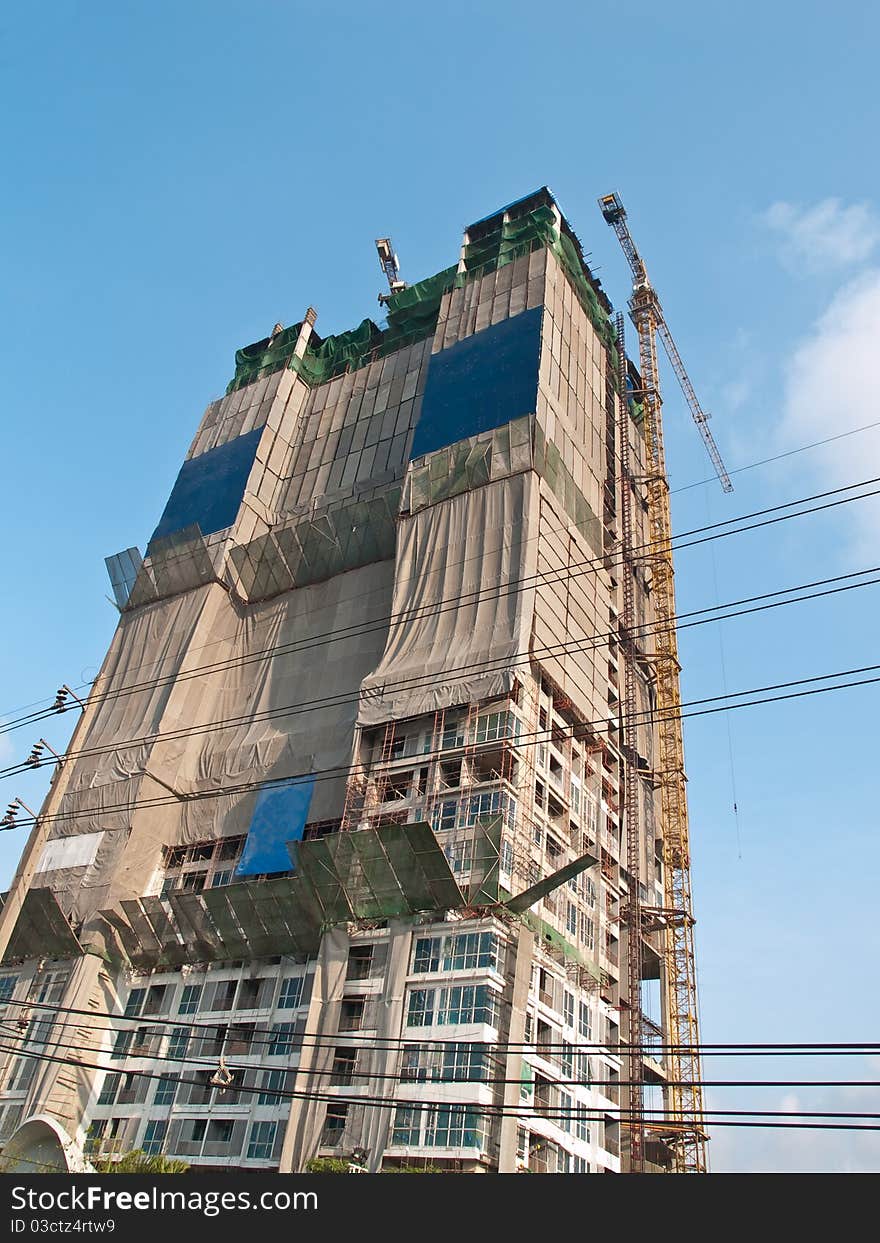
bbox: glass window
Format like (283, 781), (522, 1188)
(433, 799), (458, 832)
(406, 989), (434, 1027)
(563, 990), (575, 1029)
(0, 975), (18, 1003)
(278, 977), (304, 1009)
(268, 1023), (296, 1056)
(412, 938), (442, 974)
(247, 1121), (278, 1160)
(124, 988), (145, 1018)
(97, 1072), (120, 1106)
(153, 1076), (177, 1106)
(391, 1106), (420, 1145)
(425, 1106), (481, 1148)
(9, 1057), (36, 1092)
(178, 984), (202, 1015)
(258, 1069), (286, 1106)
(437, 984), (494, 1026)
(321, 1104), (348, 1145)
(167, 1027), (189, 1059)
(110, 1030), (132, 1060)
(142, 1120), (167, 1156)
(578, 1001), (592, 1041)
(558, 1089), (572, 1132)
(567, 903), (578, 937)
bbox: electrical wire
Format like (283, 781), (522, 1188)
(5, 996), (880, 1061)
(3, 468), (880, 745)
(5, 558), (880, 784)
(5, 417), (879, 734)
(670, 417), (880, 495)
(7, 656), (880, 831)
(1, 1039), (879, 1136)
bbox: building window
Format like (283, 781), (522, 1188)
(277, 977), (304, 1010)
(406, 989), (434, 1027)
(424, 1106), (482, 1149)
(330, 1048), (358, 1086)
(401, 1042), (487, 1083)
(566, 902), (578, 937)
(321, 1104), (348, 1146)
(167, 1027), (189, 1059)
(153, 1076), (177, 1106)
(436, 984), (494, 1026)
(124, 988), (146, 1017)
(558, 1089), (572, 1133)
(391, 1106), (420, 1146)
(204, 980), (238, 1011)
(142, 984), (169, 1015)
(0, 975), (18, 1004)
(161, 836), (245, 895)
(257, 1069), (286, 1106)
(268, 1023), (296, 1056)
(142, 1120), (167, 1156)
(500, 839), (514, 874)
(578, 1001), (592, 1041)
(8, 1057), (36, 1093)
(177, 984), (202, 1015)
(237, 978), (272, 1010)
(247, 1120), (278, 1160)
(563, 990), (575, 1029)
(433, 799), (458, 832)
(110, 1030), (132, 1060)
(346, 946), (374, 981)
(339, 998), (366, 1032)
(411, 932), (497, 974)
(97, 1073), (120, 1106)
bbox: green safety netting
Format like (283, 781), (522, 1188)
(226, 202), (619, 396)
(628, 396), (646, 427)
(227, 267), (458, 395)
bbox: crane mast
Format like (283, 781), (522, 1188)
(600, 192), (717, 1173)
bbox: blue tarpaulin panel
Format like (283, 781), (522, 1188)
(149, 427), (262, 547)
(235, 776), (315, 877)
(410, 307), (542, 460)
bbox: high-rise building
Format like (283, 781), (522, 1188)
(0, 188), (701, 1174)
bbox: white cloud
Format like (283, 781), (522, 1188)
(710, 1082), (880, 1172)
(763, 198), (880, 272)
(779, 268), (880, 557)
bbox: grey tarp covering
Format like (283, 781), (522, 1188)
(44, 555), (396, 930)
(358, 472), (539, 725)
(2, 889), (83, 964)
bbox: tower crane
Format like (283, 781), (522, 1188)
(599, 191), (727, 1173)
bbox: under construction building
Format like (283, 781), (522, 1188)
(0, 189), (707, 1173)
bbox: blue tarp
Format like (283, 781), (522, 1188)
(234, 776), (315, 877)
(410, 308), (542, 460)
(149, 427), (262, 548)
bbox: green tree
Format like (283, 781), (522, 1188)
(94, 1149), (189, 1174)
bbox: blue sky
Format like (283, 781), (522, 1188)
(2, 2), (879, 1171)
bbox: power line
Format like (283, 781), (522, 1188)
(670, 418), (880, 495)
(8, 657), (880, 831)
(5, 558), (879, 783)
(3, 469), (880, 745)
(5, 996), (880, 1061)
(2, 1039), (880, 1137)
(4, 419), (878, 733)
